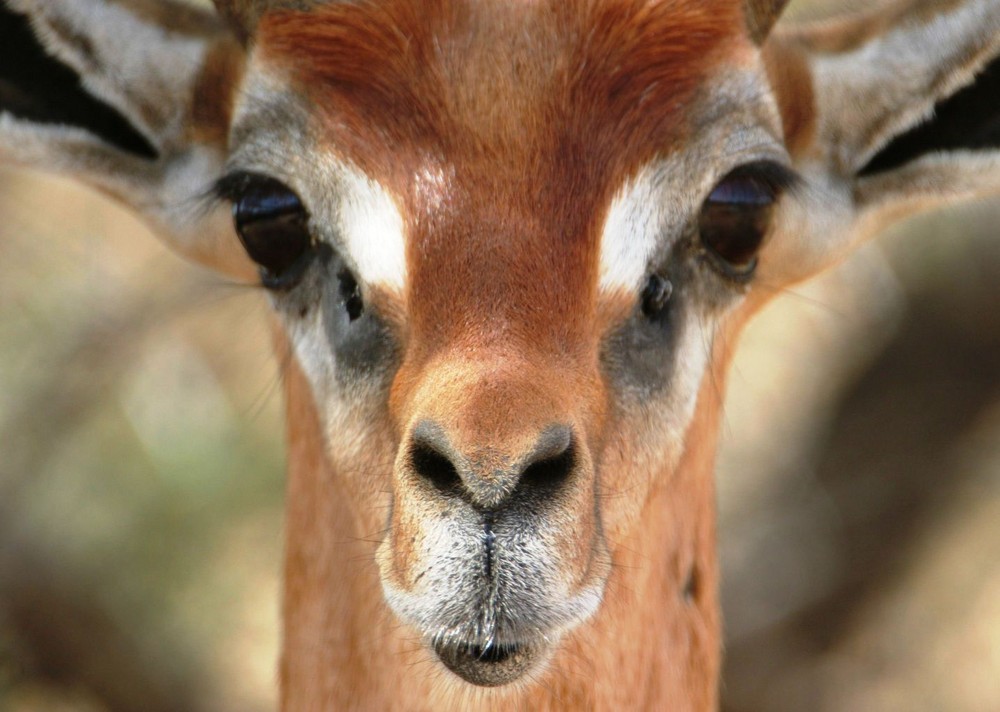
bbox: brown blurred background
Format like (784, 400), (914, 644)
(1, 1), (998, 710)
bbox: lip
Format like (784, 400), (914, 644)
(432, 638), (543, 686)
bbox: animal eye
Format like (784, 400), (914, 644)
(228, 173), (314, 290)
(641, 273), (673, 319)
(698, 162), (792, 279)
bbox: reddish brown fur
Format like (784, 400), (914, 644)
(5, 0), (994, 707)
(277, 319), (732, 710)
(259, 0), (749, 431)
(258, 1), (760, 708)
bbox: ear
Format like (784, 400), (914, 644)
(761, 0), (1000, 284)
(744, 0), (791, 45)
(0, 0), (254, 279)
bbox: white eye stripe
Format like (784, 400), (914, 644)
(337, 167), (407, 290)
(599, 169), (666, 292)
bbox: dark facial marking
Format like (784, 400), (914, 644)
(319, 249), (400, 387)
(683, 563), (700, 604)
(601, 256), (688, 401)
(641, 273), (674, 319)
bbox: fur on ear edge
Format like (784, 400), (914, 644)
(859, 53), (1000, 176)
(0, 3), (158, 158)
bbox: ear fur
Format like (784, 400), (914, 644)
(802, 0), (1000, 177)
(762, 0), (1000, 284)
(0, 0), (253, 279)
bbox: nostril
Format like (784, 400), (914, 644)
(409, 422), (463, 495)
(411, 443), (462, 494)
(520, 425), (575, 496)
(522, 444), (575, 495)
(408, 421), (578, 506)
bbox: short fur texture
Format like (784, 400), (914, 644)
(1, 0), (999, 709)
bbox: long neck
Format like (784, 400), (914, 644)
(278, 353), (726, 711)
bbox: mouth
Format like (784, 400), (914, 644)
(432, 638), (543, 686)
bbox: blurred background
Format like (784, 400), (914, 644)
(1, 1), (998, 710)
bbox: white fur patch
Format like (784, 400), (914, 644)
(337, 167), (407, 290)
(598, 113), (791, 293)
(598, 168), (665, 292)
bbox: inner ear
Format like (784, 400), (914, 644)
(0, 4), (158, 159)
(859, 54), (1000, 176)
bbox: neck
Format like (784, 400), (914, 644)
(278, 354), (725, 711)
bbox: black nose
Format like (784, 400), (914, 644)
(408, 420), (575, 509)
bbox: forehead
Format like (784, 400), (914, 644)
(240, 0), (772, 354)
(244, 0), (765, 348)
(256, 0), (752, 194)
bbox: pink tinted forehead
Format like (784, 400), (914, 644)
(258, 0), (750, 353)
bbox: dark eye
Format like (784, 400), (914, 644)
(699, 162), (794, 279)
(226, 173), (314, 289)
